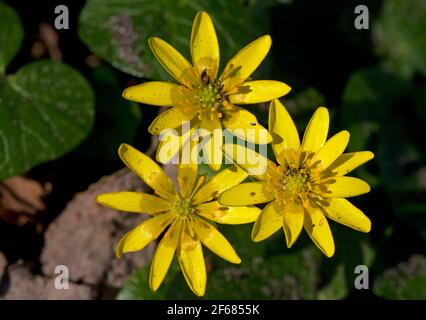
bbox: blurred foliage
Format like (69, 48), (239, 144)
(79, 0), (270, 79)
(373, 0), (426, 78)
(0, 1), (95, 180)
(373, 255), (426, 299)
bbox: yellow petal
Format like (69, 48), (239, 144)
(199, 117), (223, 171)
(156, 126), (194, 164)
(96, 192), (171, 215)
(301, 107), (329, 153)
(178, 140), (199, 198)
(282, 202), (304, 248)
(178, 223), (206, 297)
(193, 218), (240, 264)
(148, 106), (199, 135)
(251, 200), (283, 242)
(221, 35), (271, 91)
(222, 107), (272, 144)
(148, 37), (199, 87)
(228, 80), (291, 104)
(321, 177), (371, 198)
(122, 81), (182, 106)
(327, 151), (374, 176)
(269, 99), (300, 157)
(118, 144), (176, 201)
(192, 165), (248, 204)
(219, 182), (274, 206)
(196, 201), (261, 224)
(304, 205), (335, 257)
(149, 220), (182, 291)
(323, 198), (371, 232)
(222, 143), (270, 178)
(116, 212), (173, 258)
(311, 131), (350, 171)
(190, 11), (220, 79)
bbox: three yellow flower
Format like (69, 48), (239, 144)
(96, 11), (374, 297)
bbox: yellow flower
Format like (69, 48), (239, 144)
(219, 99), (374, 257)
(96, 144), (261, 296)
(122, 11), (291, 170)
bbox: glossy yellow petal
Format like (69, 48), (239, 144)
(282, 202), (304, 248)
(327, 151), (374, 176)
(323, 198), (371, 232)
(219, 182), (274, 206)
(228, 80), (291, 104)
(222, 107), (272, 144)
(190, 11), (220, 79)
(192, 165), (248, 204)
(193, 218), (240, 264)
(221, 35), (271, 91)
(312, 131), (350, 171)
(269, 99), (300, 157)
(118, 144), (176, 201)
(251, 200), (283, 242)
(196, 201), (261, 224)
(116, 212), (173, 258)
(301, 107), (329, 153)
(178, 223), (206, 297)
(222, 143), (271, 178)
(96, 192), (171, 215)
(149, 220), (182, 291)
(148, 37), (199, 87)
(178, 140), (199, 198)
(156, 126), (194, 164)
(320, 177), (371, 198)
(304, 206), (335, 257)
(122, 81), (182, 106)
(199, 117), (223, 171)
(148, 106), (199, 135)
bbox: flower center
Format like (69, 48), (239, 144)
(282, 170), (309, 195)
(197, 84), (221, 108)
(266, 149), (321, 205)
(173, 195), (195, 218)
(195, 70), (230, 120)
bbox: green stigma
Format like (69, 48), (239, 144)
(197, 84), (221, 108)
(282, 171), (309, 195)
(173, 195), (195, 217)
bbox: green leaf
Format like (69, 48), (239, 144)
(0, 61), (95, 179)
(78, 0), (269, 78)
(373, 254), (426, 299)
(0, 1), (23, 73)
(373, 0), (426, 78)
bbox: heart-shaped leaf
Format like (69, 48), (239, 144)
(0, 2), (95, 179)
(78, 0), (269, 78)
(0, 61), (95, 179)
